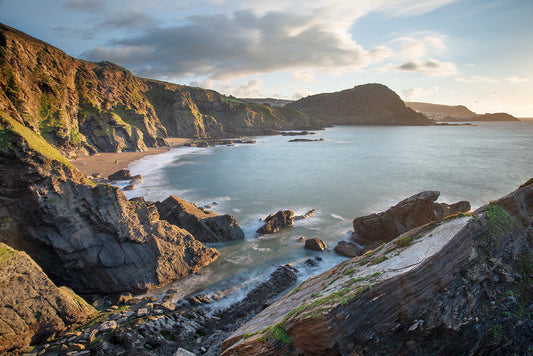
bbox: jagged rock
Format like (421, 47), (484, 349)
(116, 293), (132, 305)
(175, 348), (196, 356)
(295, 209), (316, 221)
(156, 196), (244, 242)
(334, 241), (362, 257)
(304, 238), (327, 251)
(0, 243), (95, 354)
(161, 301), (176, 312)
(257, 210), (295, 234)
(98, 320), (117, 332)
(130, 174), (143, 185)
(289, 138), (325, 142)
(123, 184), (136, 191)
(0, 127), (219, 294)
(187, 295), (212, 306)
(222, 179), (533, 356)
(352, 191), (470, 245)
(108, 169), (132, 180)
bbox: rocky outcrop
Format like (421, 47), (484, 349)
(304, 238), (327, 251)
(0, 115), (219, 295)
(352, 191), (470, 246)
(156, 196), (244, 243)
(333, 241), (362, 257)
(257, 210), (295, 234)
(108, 169), (132, 180)
(287, 83), (434, 126)
(0, 243), (95, 354)
(474, 112), (520, 121)
(222, 179), (533, 355)
(0, 24), (319, 158)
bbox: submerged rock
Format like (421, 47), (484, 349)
(257, 210), (295, 234)
(0, 243), (95, 354)
(156, 196), (245, 243)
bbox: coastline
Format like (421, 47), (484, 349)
(70, 138), (191, 179)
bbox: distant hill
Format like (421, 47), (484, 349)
(0, 23), (319, 157)
(239, 98), (294, 107)
(287, 84), (433, 126)
(474, 113), (520, 121)
(406, 102), (476, 120)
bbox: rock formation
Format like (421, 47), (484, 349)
(108, 169), (132, 180)
(333, 241), (362, 257)
(0, 114), (219, 295)
(156, 196), (245, 243)
(222, 179), (533, 355)
(0, 243), (95, 354)
(287, 83), (434, 126)
(0, 23), (319, 158)
(352, 191), (470, 247)
(304, 238), (327, 251)
(257, 210), (296, 234)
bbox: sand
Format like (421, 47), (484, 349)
(70, 138), (191, 179)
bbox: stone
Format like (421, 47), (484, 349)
(187, 295), (211, 306)
(69, 343), (85, 351)
(123, 184), (136, 191)
(127, 297), (142, 305)
(87, 329), (98, 343)
(352, 191), (471, 245)
(334, 241), (362, 257)
(304, 238), (327, 251)
(175, 347), (196, 356)
(116, 292), (132, 305)
(257, 210), (295, 234)
(91, 173), (101, 178)
(98, 320), (117, 332)
(130, 174), (144, 184)
(295, 209), (316, 220)
(0, 243), (95, 354)
(136, 308), (148, 317)
(156, 196), (245, 242)
(108, 169), (132, 180)
(161, 301), (176, 312)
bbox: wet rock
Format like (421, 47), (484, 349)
(295, 209), (316, 221)
(187, 295), (212, 306)
(108, 169), (132, 180)
(156, 196), (245, 242)
(304, 238), (327, 251)
(334, 241), (362, 257)
(257, 210), (295, 234)
(161, 301), (176, 312)
(98, 320), (117, 332)
(123, 184), (136, 191)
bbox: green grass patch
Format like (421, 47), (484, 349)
(368, 255), (389, 266)
(0, 246), (16, 265)
(393, 235), (414, 248)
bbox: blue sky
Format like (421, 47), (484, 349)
(1, 0), (532, 116)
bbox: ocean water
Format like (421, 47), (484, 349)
(122, 122), (533, 308)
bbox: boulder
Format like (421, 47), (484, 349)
(257, 210), (295, 234)
(0, 135), (219, 295)
(352, 191), (470, 245)
(0, 243), (95, 354)
(295, 209), (316, 221)
(334, 241), (362, 257)
(108, 169), (132, 180)
(304, 238), (327, 251)
(156, 196), (245, 243)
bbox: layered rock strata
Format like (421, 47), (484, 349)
(221, 180), (533, 355)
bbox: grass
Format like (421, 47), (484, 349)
(0, 246), (16, 265)
(393, 235), (414, 248)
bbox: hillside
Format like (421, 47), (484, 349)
(474, 112), (520, 121)
(0, 23), (318, 158)
(406, 101), (476, 120)
(239, 98), (294, 107)
(287, 84), (434, 126)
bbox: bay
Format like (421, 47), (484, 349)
(123, 122), (533, 307)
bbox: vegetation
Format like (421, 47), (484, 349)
(393, 235), (414, 248)
(0, 246), (15, 265)
(0, 217), (13, 230)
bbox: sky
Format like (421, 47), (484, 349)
(1, 0), (532, 117)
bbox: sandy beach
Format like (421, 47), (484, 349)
(70, 138), (191, 179)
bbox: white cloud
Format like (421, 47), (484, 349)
(402, 86), (439, 101)
(393, 32), (447, 59)
(396, 59), (458, 76)
(456, 76), (499, 83)
(506, 76), (529, 83)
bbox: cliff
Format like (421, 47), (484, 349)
(0, 23), (317, 158)
(287, 84), (434, 126)
(406, 102), (477, 120)
(222, 179), (533, 355)
(0, 113), (219, 295)
(0, 243), (95, 354)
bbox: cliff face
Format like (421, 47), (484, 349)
(222, 180), (533, 355)
(0, 243), (95, 354)
(0, 114), (219, 295)
(287, 83), (434, 126)
(0, 23), (316, 157)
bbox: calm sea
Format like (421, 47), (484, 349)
(122, 122), (533, 306)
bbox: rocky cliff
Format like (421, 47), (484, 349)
(0, 243), (95, 354)
(287, 84), (434, 126)
(222, 179), (532, 355)
(0, 113), (219, 295)
(0, 23), (317, 158)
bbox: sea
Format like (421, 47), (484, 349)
(118, 121), (533, 309)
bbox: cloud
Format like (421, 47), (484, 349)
(506, 76), (528, 83)
(396, 59), (458, 76)
(456, 76), (499, 83)
(393, 32), (447, 58)
(58, 0), (107, 12)
(402, 86), (439, 101)
(97, 9), (158, 29)
(82, 9), (394, 81)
